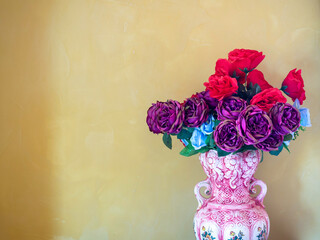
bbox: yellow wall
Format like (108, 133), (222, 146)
(0, 0), (319, 239)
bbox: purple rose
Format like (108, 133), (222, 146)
(146, 101), (163, 134)
(146, 100), (184, 134)
(269, 102), (301, 135)
(254, 130), (284, 151)
(214, 120), (244, 152)
(197, 90), (218, 110)
(217, 96), (247, 120)
(184, 97), (209, 128)
(236, 105), (273, 145)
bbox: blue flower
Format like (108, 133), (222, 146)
(181, 139), (189, 146)
(293, 99), (311, 127)
(190, 128), (207, 150)
(299, 108), (311, 127)
(182, 115), (215, 150)
(199, 115), (215, 135)
(284, 99), (311, 146)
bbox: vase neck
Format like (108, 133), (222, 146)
(199, 150), (260, 205)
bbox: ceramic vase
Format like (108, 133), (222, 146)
(193, 150), (269, 240)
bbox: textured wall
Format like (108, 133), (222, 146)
(0, 0), (319, 239)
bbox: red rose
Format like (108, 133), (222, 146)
(228, 49), (265, 71)
(214, 58), (246, 84)
(215, 58), (232, 76)
(247, 69), (272, 91)
(250, 88), (287, 112)
(204, 75), (238, 101)
(281, 69), (306, 104)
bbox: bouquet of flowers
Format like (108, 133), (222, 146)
(146, 49), (311, 158)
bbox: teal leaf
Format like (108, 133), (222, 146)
(232, 71), (237, 78)
(186, 127), (195, 133)
(269, 144), (284, 156)
(162, 133), (172, 149)
(205, 133), (215, 148)
(237, 83), (248, 100)
(260, 150), (264, 163)
(234, 145), (257, 153)
(280, 86), (289, 95)
(246, 83), (261, 101)
(239, 67), (249, 73)
(283, 143), (290, 153)
(214, 119), (221, 127)
(217, 148), (231, 157)
(177, 129), (193, 139)
(254, 83), (261, 94)
(209, 134), (215, 148)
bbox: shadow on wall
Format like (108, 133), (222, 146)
(258, 56), (317, 240)
(0, 1), (54, 239)
(258, 148), (315, 240)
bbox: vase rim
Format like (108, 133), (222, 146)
(200, 149), (261, 158)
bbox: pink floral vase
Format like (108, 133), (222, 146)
(193, 150), (269, 240)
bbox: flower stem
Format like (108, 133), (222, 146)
(244, 72), (248, 89)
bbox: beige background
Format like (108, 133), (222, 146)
(0, 0), (319, 239)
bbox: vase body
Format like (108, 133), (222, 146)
(193, 150), (269, 240)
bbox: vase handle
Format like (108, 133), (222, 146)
(250, 178), (267, 208)
(194, 178), (212, 210)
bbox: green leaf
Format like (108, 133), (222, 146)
(162, 133), (172, 149)
(283, 143), (290, 153)
(179, 144), (198, 157)
(293, 131), (299, 140)
(246, 83), (262, 101)
(177, 129), (193, 139)
(237, 83), (247, 100)
(198, 147), (210, 153)
(299, 126), (306, 132)
(217, 148), (231, 157)
(269, 144), (284, 156)
(239, 67), (249, 73)
(205, 135), (210, 145)
(284, 134), (293, 141)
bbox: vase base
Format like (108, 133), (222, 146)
(194, 204), (269, 240)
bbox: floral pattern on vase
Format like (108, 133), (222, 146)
(228, 230), (244, 240)
(201, 226), (216, 240)
(256, 226), (267, 240)
(194, 150), (270, 240)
